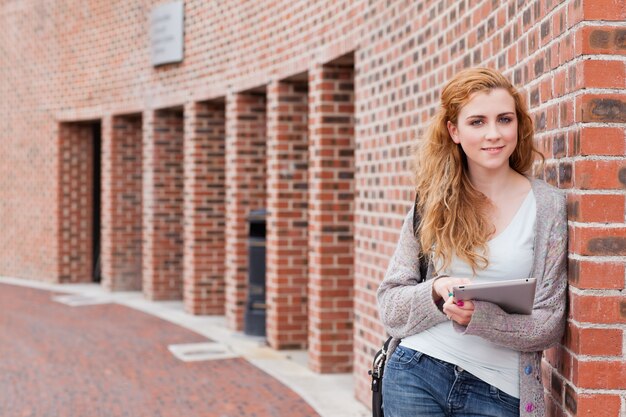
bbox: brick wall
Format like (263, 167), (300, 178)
(0, 1), (59, 281)
(142, 108), (184, 300)
(308, 63), (356, 373)
(225, 92), (267, 331)
(101, 114), (143, 291)
(1, 0), (624, 414)
(57, 122), (96, 283)
(266, 80), (309, 349)
(182, 101), (227, 315)
(563, 30), (626, 412)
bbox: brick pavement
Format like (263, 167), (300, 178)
(0, 283), (320, 417)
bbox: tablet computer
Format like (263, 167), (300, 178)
(452, 277), (537, 315)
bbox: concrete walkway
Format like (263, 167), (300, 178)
(0, 276), (369, 417)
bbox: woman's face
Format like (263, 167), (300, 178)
(447, 88), (518, 178)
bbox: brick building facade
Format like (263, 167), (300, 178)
(1, 0), (624, 414)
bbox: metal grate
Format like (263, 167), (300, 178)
(52, 294), (112, 307)
(167, 342), (239, 362)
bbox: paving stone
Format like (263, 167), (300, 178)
(0, 284), (320, 417)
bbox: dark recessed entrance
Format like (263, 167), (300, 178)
(91, 122), (102, 283)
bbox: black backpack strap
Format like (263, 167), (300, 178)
(412, 193), (429, 283)
(370, 337), (392, 378)
(382, 335), (393, 352)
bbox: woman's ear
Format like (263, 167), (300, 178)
(447, 121), (460, 144)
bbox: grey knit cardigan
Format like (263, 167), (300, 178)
(377, 179), (568, 416)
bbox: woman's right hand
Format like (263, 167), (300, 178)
(431, 276), (472, 303)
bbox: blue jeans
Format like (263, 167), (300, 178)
(382, 345), (519, 417)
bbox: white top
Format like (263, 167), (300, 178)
(401, 190), (537, 398)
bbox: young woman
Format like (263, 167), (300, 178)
(378, 67), (567, 417)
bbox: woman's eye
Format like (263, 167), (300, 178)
(469, 119), (483, 126)
(499, 117), (513, 123)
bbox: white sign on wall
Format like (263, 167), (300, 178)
(150, 1), (184, 66)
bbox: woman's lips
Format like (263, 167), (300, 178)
(482, 146), (504, 153)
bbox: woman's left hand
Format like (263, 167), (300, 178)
(443, 297), (475, 326)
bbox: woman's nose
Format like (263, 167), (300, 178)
(484, 122), (501, 139)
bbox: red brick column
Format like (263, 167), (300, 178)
(142, 108), (184, 301)
(101, 114), (143, 291)
(308, 64), (355, 373)
(57, 122), (94, 283)
(266, 80), (309, 349)
(550, 8), (626, 415)
(182, 101), (226, 315)
(225, 92), (267, 331)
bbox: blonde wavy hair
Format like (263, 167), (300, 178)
(413, 67), (542, 274)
